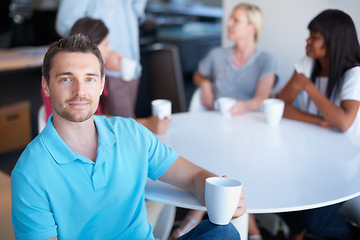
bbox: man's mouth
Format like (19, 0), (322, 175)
(67, 98), (90, 108)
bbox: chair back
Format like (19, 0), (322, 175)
(188, 87), (207, 112)
(136, 43), (187, 117)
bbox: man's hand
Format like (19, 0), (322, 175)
(222, 175), (246, 219)
(232, 189), (246, 219)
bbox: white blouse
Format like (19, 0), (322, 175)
(295, 56), (360, 135)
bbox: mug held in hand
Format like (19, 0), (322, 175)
(205, 177), (242, 225)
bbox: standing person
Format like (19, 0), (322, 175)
(171, 3), (277, 239)
(11, 34), (246, 240)
(277, 9), (360, 240)
(193, 3), (277, 116)
(56, 0), (147, 118)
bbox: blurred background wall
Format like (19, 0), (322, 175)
(222, 0), (360, 89)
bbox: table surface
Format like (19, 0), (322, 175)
(0, 46), (47, 72)
(145, 111), (360, 213)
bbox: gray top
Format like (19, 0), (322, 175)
(198, 47), (278, 100)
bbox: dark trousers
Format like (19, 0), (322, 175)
(107, 76), (140, 118)
(280, 203), (355, 240)
(176, 220), (240, 240)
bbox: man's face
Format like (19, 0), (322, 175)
(42, 52), (105, 122)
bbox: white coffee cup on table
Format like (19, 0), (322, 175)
(217, 97), (237, 117)
(205, 177), (242, 225)
(151, 99), (172, 120)
(262, 98), (285, 126)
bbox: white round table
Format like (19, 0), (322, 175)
(145, 111), (360, 237)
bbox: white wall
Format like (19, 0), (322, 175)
(222, 0), (360, 89)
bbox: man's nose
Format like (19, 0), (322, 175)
(72, 80), (85, 97)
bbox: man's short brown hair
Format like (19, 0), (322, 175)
(42, 33), (105, 83)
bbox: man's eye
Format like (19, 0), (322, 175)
(87, 78), (95, 82)
(61, 77), (70, 82)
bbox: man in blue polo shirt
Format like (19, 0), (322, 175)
(11, 34), (246, 240)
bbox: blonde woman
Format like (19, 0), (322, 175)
(194, 3), (277, 116)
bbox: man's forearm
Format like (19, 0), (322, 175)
(160, 157), (217, 205)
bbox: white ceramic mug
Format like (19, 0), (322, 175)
(262, 99), (285, 126)
(151, 99), (172, 120)
(205, 177), (242, 225)
(217, 97), (237, 117)
(121, 58), (137, 82)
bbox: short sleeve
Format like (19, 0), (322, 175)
(257, 51), (278, 81)
(340, 66), (360, 101)
(11, 171), (57, 240)
(137, 124), (179, 180)
(198, 48), (221, 79)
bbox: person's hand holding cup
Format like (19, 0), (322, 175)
(151, 99), (172, 120)
(205, 176), (245, 225)
(216, 97), (237, 117)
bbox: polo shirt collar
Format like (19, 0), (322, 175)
(40, 115), (117, 165)
(93, 116), (117, 169)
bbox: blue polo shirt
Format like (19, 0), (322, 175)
(11, 115), (178, 240)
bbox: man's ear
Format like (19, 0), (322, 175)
(100, 76), (105, 96)
(42, 76), (50, 97)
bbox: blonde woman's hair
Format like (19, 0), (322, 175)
(234, 3), (263, 42)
